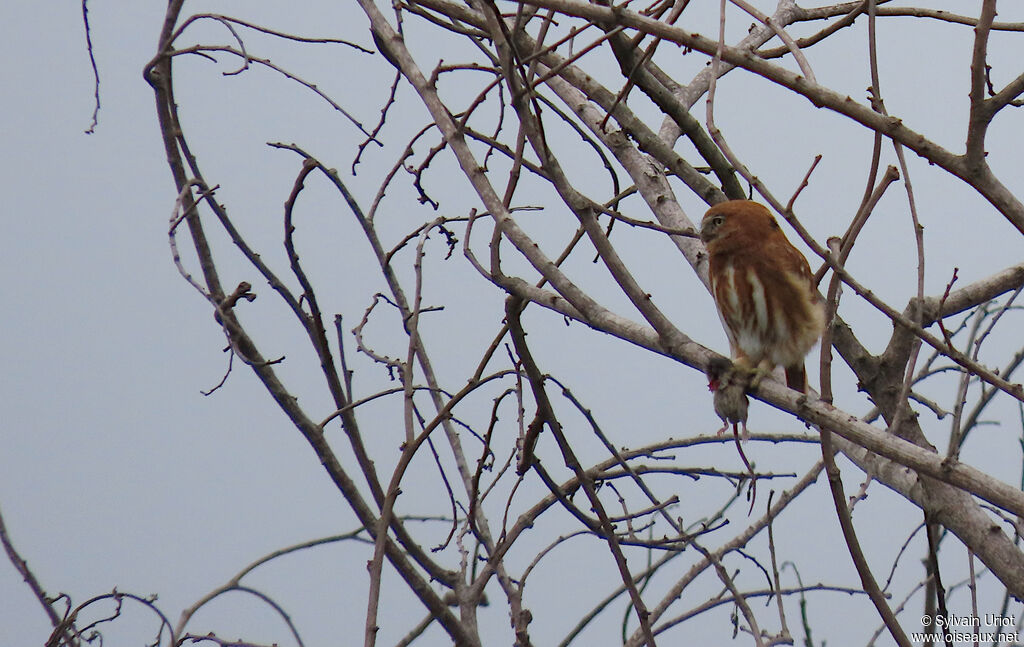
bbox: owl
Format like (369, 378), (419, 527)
(700, 200), (826, 392)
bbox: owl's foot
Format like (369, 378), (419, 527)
(743, 364), (770, 391)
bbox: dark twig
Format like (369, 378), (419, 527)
(0, 504), (64, 633)
(924, 512), (952, 647)
(80, 0), (101, 133)
(171, 45), (378, 140)
(505, 296), (658, 646)
(937, 268), (960, 348)
(819, 419), (911, 647)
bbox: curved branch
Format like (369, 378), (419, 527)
(518, 0), (1024, 234)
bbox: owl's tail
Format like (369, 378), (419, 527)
(785, 364), (807, 392)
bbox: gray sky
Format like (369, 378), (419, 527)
(4, 2), (1024, 645)
(0, 3), (358, 644)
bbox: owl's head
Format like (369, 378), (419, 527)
(700, 200), (781, 250)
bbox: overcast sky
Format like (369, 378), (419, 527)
(4, 2), (1024, 646)
(0, 3), (358, 644)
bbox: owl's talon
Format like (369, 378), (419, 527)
(749, 366), (771, 390)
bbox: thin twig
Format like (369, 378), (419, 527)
(80, 0), (101, 133)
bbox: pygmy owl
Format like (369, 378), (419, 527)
(700, 200), (825, 392)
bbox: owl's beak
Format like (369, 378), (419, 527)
(699, 221), (714, 243)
